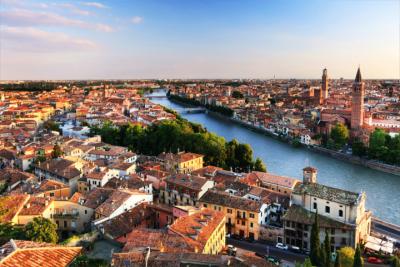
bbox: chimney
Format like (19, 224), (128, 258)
(303, 167), (317, 184)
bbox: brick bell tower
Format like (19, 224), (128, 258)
(351, 67), (365, 130)
(320, 68), (328, 104)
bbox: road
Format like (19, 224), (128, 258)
(227, 238), (306, 264)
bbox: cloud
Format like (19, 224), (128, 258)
(0, 9), (114, 32)
(0, 26), (97, 52)
(131, 16), (143, 24)
(81, 2), (107, 9)
(56, 3), (91, 16)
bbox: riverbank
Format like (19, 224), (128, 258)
(168, 95), (400, 177)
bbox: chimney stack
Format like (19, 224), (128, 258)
(303, 167), (317, 184)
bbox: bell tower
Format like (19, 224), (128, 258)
(320, 68), (328, 104)
(351, 67), (365, 130)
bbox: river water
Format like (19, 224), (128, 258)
(148, 90), (400, 225)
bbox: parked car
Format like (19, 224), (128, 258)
(275, 243), (288, 250)
(289, 245), (301, 253)
(227, 245), (237, 256)
(265, 256), (280, 266)
(367, 257), (384, 264)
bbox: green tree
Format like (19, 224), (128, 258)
(51, 144), (63, 158)
(0, 223), (25, 245)
(335, 252), (341, 267)
(338, 247), (355, 267)
(303, 258), (313, 267)
(231, 90), (244, 99)
(324, 229), (332, 267)
(24, 217), (58, 243)
(391, 256), (400, 267)
(352, 139), (367, 157)
(353, 245), (363, 267)
(330, 123), (349, 149)
(310, 212), (321, 266)
(320, 243), (327, 267)
(253, 157), (267, 172)
(368, 128), (388, 159)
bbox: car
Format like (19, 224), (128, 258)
(289, 245), (301, 253)
(275, 243), (288, 250)
(367, 257), (384, 264)
(265, 256), (280, 266)
(227, 245), (237, 256)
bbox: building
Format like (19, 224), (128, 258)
(319, 68), (329, 104)
(242, 171), (300, 196)
(168, 209), (226, 255)
(0, 240), (81, 267)
(199, 190), (268, 241)
(351, 67), (365, 130)
(282, 167), (371, 251)
(159, 152), (204, 174)
(161, 174), (214, 207)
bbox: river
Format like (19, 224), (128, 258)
(148, 90), (400, 225)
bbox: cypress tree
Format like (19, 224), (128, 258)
(353, 245), (363, 267)
(335, 252), (341, 267)
(310, 212), (321, 266)
(320, 243), (327, 267)
(324, 229), (332, 267)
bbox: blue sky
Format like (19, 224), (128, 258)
(0, 0), (399, 80)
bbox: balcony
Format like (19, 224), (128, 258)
(52, 211), (79, 219)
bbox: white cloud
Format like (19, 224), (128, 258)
(56, 3), (91, 16)
(131, 16), (143, 24)
(0, 9), (114, 32)
(81, 2), (107, 9)
(0, 26), (97, 52)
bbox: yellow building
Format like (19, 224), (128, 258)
(169, 208), (226, 255)
(199, 190), (266, 241)
(159, 152), (204, 174)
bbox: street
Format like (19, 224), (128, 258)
(227, 238), (307, 264)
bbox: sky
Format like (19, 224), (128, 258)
(0, 0), (399, 80)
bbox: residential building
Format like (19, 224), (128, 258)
(161, 174), (214, 207)
(199, 190), (268, 240)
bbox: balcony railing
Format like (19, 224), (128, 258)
(52, 212), (79, 219)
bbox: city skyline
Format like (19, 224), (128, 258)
(1, 0), (399, 80)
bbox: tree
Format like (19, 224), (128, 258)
(338, 247), (355, 267)
(368, 128), (388, 159)
(51, 144), (63, 158)
(330, 123), (349, 149)
(335, 252), (341, 267)
(24, 217), (58, 243)
(310, 212), (321, 266)
(231, 90), (244, 99)
(352, 139), (367, 157)
(303, 258), (313, 267)
(0, 223), (25, 245)
(253, 157), (267, 172)
(390, 257), (400, 267)
(320, 243), (327, 267)
(324, 229), (332, 267)
(353, 245), (363, 267)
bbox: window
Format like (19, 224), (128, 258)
(241, 221), (245, 226)
(250, 222), (253, 228)
(325, 206), (330, 213)
(313, 202), (317, 210)
(227, 209), (232, 214)
(50, 192), (55, 197)
(85, 210), (87, 214)
(249, 213), (254, 218)
(203, 204), (208, 208)
(331, 228), (335, 235)
(339, 210), (343, 217)
(64, 221), (67, 228)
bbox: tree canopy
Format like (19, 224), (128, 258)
(90, 119), (267, 172)
(24, 217), (58, 243)
(338, 247), (355, 267)
(330, 123), (349, 149)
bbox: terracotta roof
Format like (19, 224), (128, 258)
(101, 203), (154, 239)
(165, 174), (208, 191)
(0, 240), (81, 267)
(19, 196), (52, 216)
(35, 158), (81, 180)
(245, 171), (300, 189)
(95, 189), (144, 218)
(0, 194), (29, 223)
(293, 182), (360, 205)
(79, 187), (114, 209)
(199, 190), (262, 212)
(169, 209), (224, 252)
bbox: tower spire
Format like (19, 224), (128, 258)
(355, 67), (362, 82)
